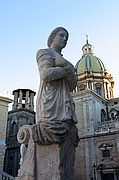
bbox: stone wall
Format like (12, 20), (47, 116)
(0, 96), (12, 173)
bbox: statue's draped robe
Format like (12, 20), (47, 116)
(36, 48), (77, 124)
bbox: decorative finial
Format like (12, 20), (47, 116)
(86, 35), (88, 44)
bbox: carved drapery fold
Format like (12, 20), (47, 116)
(17, 122), (79, 147)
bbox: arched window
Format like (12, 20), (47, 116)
(101, 109), (106, 122)
(109, 108), (119, 121)
(11, 121), (17, 135)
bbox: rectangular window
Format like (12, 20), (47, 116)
(103, 150), (110, 158)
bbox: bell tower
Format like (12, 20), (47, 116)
(12, 89), (35, 111)
(3, 89), (36, 177)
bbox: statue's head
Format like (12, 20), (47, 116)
(47, 27), (69, 48)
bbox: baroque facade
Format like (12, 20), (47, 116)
(3, 89), (36, 177)
(74, 39), (119, 180)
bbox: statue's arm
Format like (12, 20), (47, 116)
(64, 62), (77, 92)
(66, 73), (77, 92)
(36, 50), (67, 81)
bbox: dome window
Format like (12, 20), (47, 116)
(95, 83), (102, 96)
(96, 87), (101, 95)
(78, 84), (86, 91)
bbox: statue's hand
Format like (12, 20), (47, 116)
(54, 58), (68, 67)
(63, 62), (75, 74)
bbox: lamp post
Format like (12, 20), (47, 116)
(98, 164), (103, 180)
(89, 174), (93, 180)
(115, 166), (119, 180)
(92, 163), (97, 180)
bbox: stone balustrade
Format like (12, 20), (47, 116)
(96, 119), (119, 134)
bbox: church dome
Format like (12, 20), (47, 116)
(76, 37), (106, 75)
(76, 54), (106, 75)
(75, 36), (114, 100)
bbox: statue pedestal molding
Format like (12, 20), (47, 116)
(16, 122), (79, 180)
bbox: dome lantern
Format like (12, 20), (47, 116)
(82, 35), (95, 56)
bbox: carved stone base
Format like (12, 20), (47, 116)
(35, 140), (76, 180)
(36, 144), (60, 180)
(16, 123), (79, 180)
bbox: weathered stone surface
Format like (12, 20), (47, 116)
(16, 123), (79, 180)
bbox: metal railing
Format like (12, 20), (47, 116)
(0, 171), (15, 180)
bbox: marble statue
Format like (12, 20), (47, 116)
(16, 27), (79, 180)
(36, 27), (77, 124)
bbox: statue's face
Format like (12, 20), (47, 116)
(53, 30), (68, 49)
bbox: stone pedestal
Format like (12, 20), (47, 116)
(16, 122), (79, 180)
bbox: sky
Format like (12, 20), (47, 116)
(0, 1), (119, 105)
